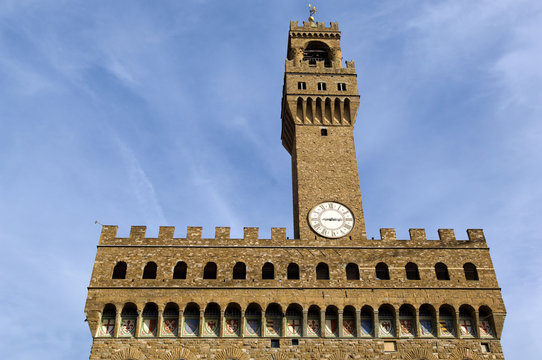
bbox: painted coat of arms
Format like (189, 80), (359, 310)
(360, 319), (373, 336)
(162, 318), (177, 336)
(379, 319), (394, 337)
(183, 318), (199, 336)
(246, 319), (260, 336)
(325, 319), (338, 337)
(460, 319), (475, 336)
(266, 319), (281, 336)
(120, 318), (136, 337)
(204, 319), (219, 336)
(439, 319), (455, 336)
(400, 319), (414, 336)
(99, 318), (115, 336)
(420, 320), (434, 336)
(225, 319), (239, 336)
(307, 319), (320, 336)
(287, 319), (301, 336)
(343, 319), (355, 336)
(140, 318), (157, 336)
(479, 320), (494, 337)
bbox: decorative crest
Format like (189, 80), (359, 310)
(308, 4), (317, 22)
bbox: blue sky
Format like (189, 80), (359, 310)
(0, 1), (540, 358)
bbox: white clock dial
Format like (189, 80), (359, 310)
(308, 201), (354, 238)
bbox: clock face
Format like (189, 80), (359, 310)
(308, 201), (354, 238)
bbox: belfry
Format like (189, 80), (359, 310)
(85, 13), (506, 360)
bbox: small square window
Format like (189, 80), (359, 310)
(271, 339), (280, 348)
(298, 82), (306, 90)
(481, 343), (490, 353)
(317, 82), (327, 91)
(338, 83), (347, 91)
(383, 341), (397, 352)
(291, 339), (299, 346)
(321, 128), (328, 136)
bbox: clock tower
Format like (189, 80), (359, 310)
(281, 19), (367, 241)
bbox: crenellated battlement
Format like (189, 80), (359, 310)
(98, 225), (487, 247)
(290, 20), (339, 32)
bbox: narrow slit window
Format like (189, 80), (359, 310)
(321, 128), (328, 136)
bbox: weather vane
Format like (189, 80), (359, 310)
(308, 4), (317, 22)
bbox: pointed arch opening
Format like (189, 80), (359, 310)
(346, 263), (360, 280)
(316, 262), (330, 280)
(262, 262), (274, 280)
(287, 263), (300, 280)
(405, 262), (420, 280)
(112, 261), (127, 279)
(435, 262), (450, 280)
(142, 261), (157, 279)
(233, 262), (246, 280)
(203, 262), (217, 279)
(173, 261), (187, 279)
(375, 262), (390, 280)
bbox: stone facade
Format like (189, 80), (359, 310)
(84, 19), (506, 360)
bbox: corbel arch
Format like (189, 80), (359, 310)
(402, 347), (438, 360)
(214, 347), (250, 360)
(449, 347), (484, 360)
(161, 347), (196, 360)
(111, 348), (146, 360)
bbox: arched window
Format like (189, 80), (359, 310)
(343, 306), (356, 337)
(399, 304), (416, 337)
(346, 263), (360, 280)
(316, 262), (330, 280)
(405, 262), (420, 280)
(183, 303), (200, 337)
(142, 262), (157, 279)
(112, 261), (127, 279)
(173, 261), (187, 279)
(245, 303), (262, 337)
(435, 262), (450, 280)
(98, 304), (116, 337)
(265, 303), (283, 336)
(303, 41), (331, 67)
(325, 306), (339, 337)
(307, 305), (321, 337)
(378, 304), (396, 337)
(360, 306), (374, 337)
(119, 303), (138, 337)
(203, 262), (217, 279)
(224, 303), (242, 337)
(162, 303), (179, 337)
(285, 304), (303, 337)
(287, 263), (300, 280)
(232, 262), (246, 280)
(375, 262), (390, 280)
(419, 304), (436, 337)
(459, 305), (476, 337)
(439, 305), (456, 337)
(479, 306), (495, 338)
(140, 303), (158, 337)
(463, 263), (479, 280)
(262, 262), (274, 280)
(203, 303), (220, 337)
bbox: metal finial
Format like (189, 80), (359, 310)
(308, 4), (317, 22)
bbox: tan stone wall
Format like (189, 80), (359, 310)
(88, 338), (504, 359)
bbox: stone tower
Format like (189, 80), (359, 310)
(84, 18), (506, 360)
